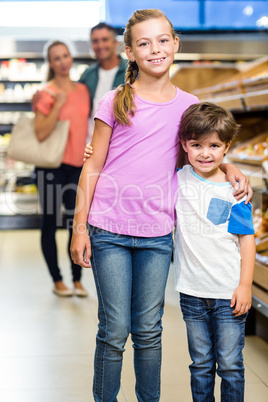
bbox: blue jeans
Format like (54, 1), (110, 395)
(180, 293), (247, 402)
(89, 226), (173, 402)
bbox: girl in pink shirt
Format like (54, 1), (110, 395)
(71, 9), (251, 400)
(34, 41), (90, 298)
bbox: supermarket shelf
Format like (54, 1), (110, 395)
(0, 213), (41, 230)
(195, 89), (268, 113)
(0, 193), (68, 230)
(252, 294), (268, 319)
(225, 162), (268, 180)
(0, 102), (32, 111)
(0, 191), (40, 230)
(0, 79), (41, 84)
(0, 124), (12, 134)
(0, 213), (70, 230)
(0, 192), (39, 215)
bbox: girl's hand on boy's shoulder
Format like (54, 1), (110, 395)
(231, 176), (253, 204)
(230, 284), (252, 317)
(221, 163), (253, 203)
(83, 143), (93, 162)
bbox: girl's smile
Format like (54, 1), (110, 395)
(125, 18), (179, 78)
(148, 57), (166, 63)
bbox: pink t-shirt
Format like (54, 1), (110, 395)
(34, 83), (90, 167)
(88, 88), (199, 237)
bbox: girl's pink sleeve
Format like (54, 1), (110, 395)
(94, 91), (116, 128)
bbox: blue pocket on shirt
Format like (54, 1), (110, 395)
(207, 198), (232, 225)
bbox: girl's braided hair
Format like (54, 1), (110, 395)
(113, 9), (176, 125)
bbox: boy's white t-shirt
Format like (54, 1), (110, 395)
(174, 165), (254, 299)
(88, 66), (119, 139)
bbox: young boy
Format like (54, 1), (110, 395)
(174, 102), (255, 401)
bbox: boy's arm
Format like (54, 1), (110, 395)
(70, 118), (112, 268)
(220, 163), (253, 204)
(231, 234), (256, 317)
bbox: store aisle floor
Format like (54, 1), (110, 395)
(0, 229), (267, 401)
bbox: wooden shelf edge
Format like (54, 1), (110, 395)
(252, 284), (268, 318)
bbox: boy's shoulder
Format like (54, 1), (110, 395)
(177, 164), (191, 176)
(176, 165), (244, 207)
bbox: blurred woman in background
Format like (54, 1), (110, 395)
(34, 41), (90, 297)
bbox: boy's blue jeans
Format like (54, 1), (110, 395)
(180, 293), (247, 402)
(89, 226), (173, 402)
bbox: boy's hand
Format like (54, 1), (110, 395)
(84, 143), (94, 162)
(230, 284), (252, 317)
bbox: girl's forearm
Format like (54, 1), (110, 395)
(72, 163), (100, 235)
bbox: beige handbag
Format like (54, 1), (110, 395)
(7, 114), (70, 168)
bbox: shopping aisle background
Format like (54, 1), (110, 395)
(0, 229), (267, 401)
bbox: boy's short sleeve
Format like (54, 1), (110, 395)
(228, 201), (254, 235)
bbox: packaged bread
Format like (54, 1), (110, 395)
(228, 133), (268, 164)
(253, 208), (268, 238)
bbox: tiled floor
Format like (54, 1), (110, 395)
(0, 229), (267, 401)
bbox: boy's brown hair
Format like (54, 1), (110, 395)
(177, 102), (240, 168)
(179, 102), (240, 144)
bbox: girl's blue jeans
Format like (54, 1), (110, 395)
(89, 226), (173, 402)
(180, 293), (247, 402)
